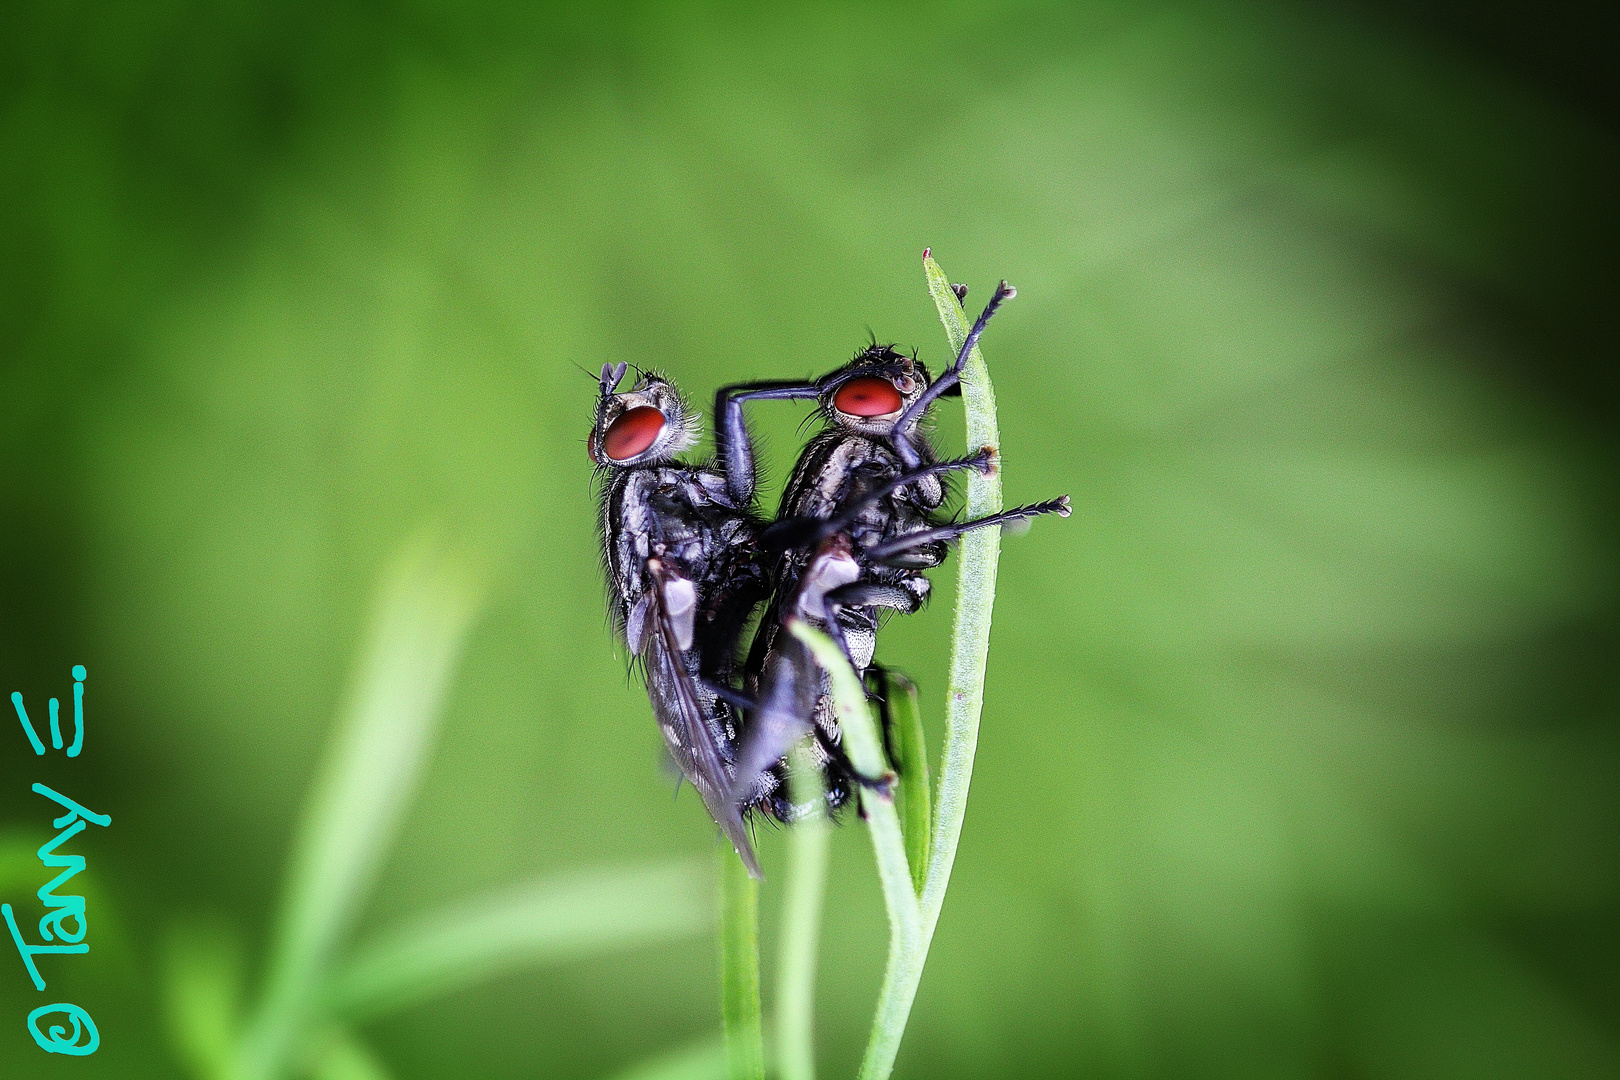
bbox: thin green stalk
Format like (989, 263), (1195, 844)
(775, 740), (830, 1080)
(718, 845), (764, 1080)
(845, 253), (1008, 1080)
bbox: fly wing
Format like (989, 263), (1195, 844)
(728, 624), (817, 808)
(728, 542), (859, 811)
(643, 567), (763, 878)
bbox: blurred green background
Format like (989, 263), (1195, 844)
(2, 1), (1617, 1077)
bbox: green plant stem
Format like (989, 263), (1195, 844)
(849, 253), (1007, 1080)
(718, 845), (764, 1080)
(775, 740), (830, 1080)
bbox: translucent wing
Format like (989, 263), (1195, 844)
(728, 546), (855, 810)
(643, 564), (762, 878)
(728, 622), (817, 810)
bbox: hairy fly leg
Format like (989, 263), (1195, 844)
(864, 661), (902, 779)
(714, 380), (822, 506)
(889, 280), (1016, 468)
(760, 449), (996, 552)
(863, 497), (1073, 563)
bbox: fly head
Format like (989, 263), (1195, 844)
(813, 345), (934, 439)
(589, 366), (701, 467)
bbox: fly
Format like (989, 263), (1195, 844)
(712, 281), (1070, 819)
(591, 362), (770, 875)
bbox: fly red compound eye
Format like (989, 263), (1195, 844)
(833, 376), (903, 417)
(603, 406), (666, 460)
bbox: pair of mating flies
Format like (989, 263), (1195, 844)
(590, 281), (1068, 877)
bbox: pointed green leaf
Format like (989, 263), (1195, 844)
(884, 673), (931, 898)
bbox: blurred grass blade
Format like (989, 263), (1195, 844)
(602, 1036), (728, 1080)
(235, 534), (483, 1080)
(306, 1028), (396, 1080)
(718, 846), (764, 1080)
(325, 860), (711, 1018)
(163, 923), (244, 1080)
(776, 739), (831, 1080)
(885, 673), (931, 897)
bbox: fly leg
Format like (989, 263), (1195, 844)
(815, 582), (925, 795)
(928, 284), (970, 400)
(863, 496), (1071, 562)
(728, 629), (820, 810)
(892, 280), (1016, 468)
(714, 380), (820, 506)
(865, 662), (901, 775)
(824, 580), (925, 615)
(818, 579), (925, 673)
(699, 677), (756, 713)
(760, 449), (996, 552)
